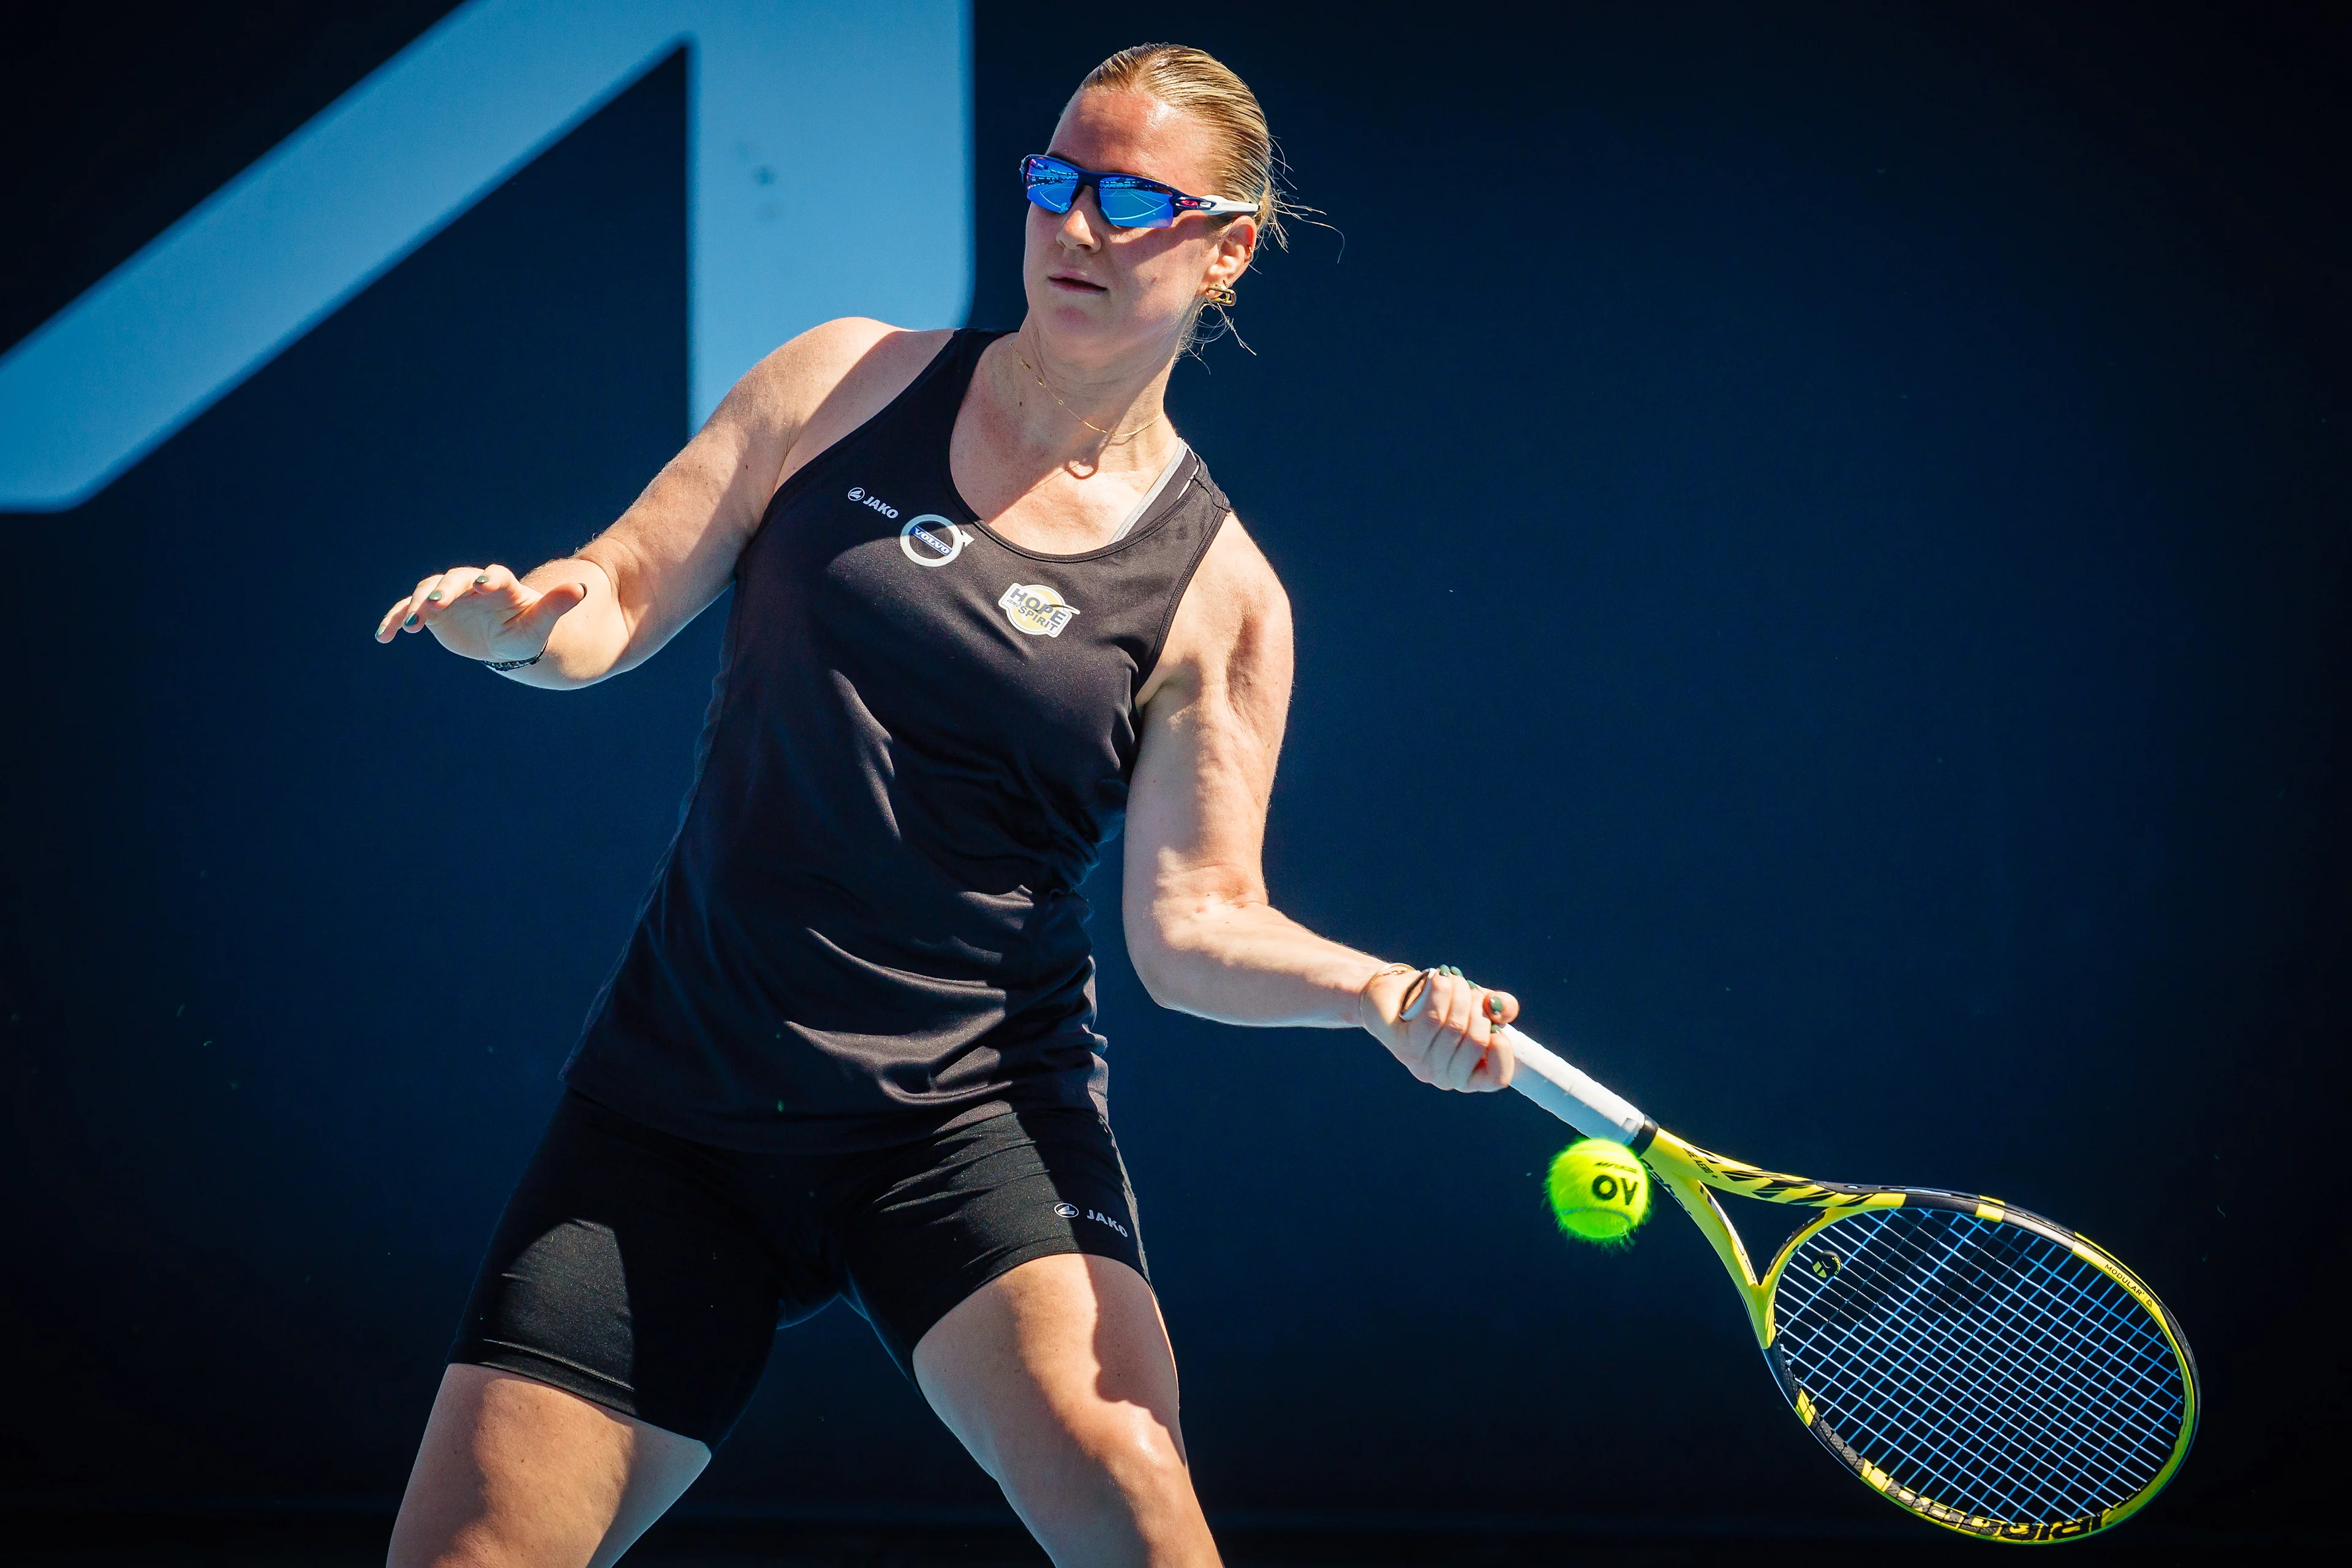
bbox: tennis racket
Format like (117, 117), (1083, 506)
(1494, 1020), (2198, 1543)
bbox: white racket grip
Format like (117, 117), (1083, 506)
(1498, 1024), (1650, 1144)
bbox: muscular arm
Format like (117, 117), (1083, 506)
(374, 318), (943, 685)
(1123, 522), (1520, 1088)
(1122, 522), (1360, 1025)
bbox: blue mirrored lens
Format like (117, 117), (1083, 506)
(1023, 160), (1077, 214)
(1098, 179), (1175, 228)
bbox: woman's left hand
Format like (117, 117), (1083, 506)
(1359, 966), (1519, 1093)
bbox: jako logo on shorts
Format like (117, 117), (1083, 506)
(1000, 583), (1080, 637)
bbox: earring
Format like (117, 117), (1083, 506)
(1203, 282), (1237, 308)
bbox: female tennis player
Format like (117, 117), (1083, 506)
(376, 45), (1520, 1568)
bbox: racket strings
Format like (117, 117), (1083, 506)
(1773, 1209), (2184, 1526)
(1811, 1238), (2173, 1501)
(1806, 1246), (2168, 1517)
(1796, 1227), (2178, 1521)
(1787, 1241), (2155, 1522)
(1784, 1216), (2179, 1521)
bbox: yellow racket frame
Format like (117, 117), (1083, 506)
(1637, 1131), (2199, 1542)
(1488, 1018), (2199, 1544)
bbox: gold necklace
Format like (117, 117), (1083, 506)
(1013, 334), (1166, 443)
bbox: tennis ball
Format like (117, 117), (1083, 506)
(1546, 1138), (1653, 1246)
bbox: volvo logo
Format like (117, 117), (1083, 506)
(900, 514), (968, 566)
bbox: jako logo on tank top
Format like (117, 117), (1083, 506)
(999, 582), (1081, 637)
(846, 485), (899, 519)
(897, 513), (968, 567)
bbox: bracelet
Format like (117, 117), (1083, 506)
(1363, 964), (1504, 1036)
(483, 650), (545, 671)
(1355, 962), (1420, 1031)
(1398, 965), (1476, 1024)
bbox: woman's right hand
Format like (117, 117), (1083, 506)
(373, 563), (589, 663)
(1359, 965), (1520, 1093)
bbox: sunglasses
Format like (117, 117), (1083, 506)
(1020, 153), (1260, 230)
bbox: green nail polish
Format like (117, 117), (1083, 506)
(474, 574), (490, 586)
(426, 589), (443, 601)
(402, 613), (418, 627)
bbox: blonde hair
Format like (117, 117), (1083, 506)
(1075, 44), (1291, 254)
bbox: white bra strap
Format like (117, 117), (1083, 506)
(1107, 441), (1192, 544)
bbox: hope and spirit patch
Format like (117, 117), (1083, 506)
(999, 582), (1080, 637)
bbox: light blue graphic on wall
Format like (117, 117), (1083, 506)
(0, 0), (973, 511)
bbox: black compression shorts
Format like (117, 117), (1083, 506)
(448, 1090), (1148, 1446)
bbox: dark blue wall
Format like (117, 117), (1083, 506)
(3, 2), (2343, 1542)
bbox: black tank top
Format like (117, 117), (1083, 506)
(564, 330), (1230, 1151)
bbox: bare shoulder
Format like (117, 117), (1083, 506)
(1145, 513), (1294, 711)
(717, 319), (952, 473)
(1184, 514), (1290, 645)
(751, 318), (948, 418)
